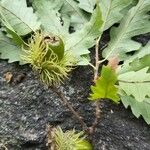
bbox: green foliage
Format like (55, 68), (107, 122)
(65, 4), (103, 65)
(78, 0), (133, 31)
(0, 0), (40, 63)
(0, 14), (24, 46)
(120, 94), (150, 124)
(0, 0), (40, 36)
(99, 0), (133, 31)
(78, 0), (95, 13)
(0, 30), (24, 64)
(34, 0), (103, 65)
(60, 0), (90, 31)
(98, 0), (150, 124)
(102, 0), (150, 60)
(117, 43), (150, 123)
(118, 43), (150, 74)
(54, 127), (93, 150)
(118, 67), (150, 102)
(33, 0), (68, 38)
(0, 0), (103, 65)
(33, 0), (90, 37)
(89, 66), (120, 103)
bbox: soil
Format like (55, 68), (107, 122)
(0, 32), (150, 150)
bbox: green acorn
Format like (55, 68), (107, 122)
(76, 140), (93, 150)
(44, 35), (64, 61)
(22, 32), (76, 86)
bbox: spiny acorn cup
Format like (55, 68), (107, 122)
(51, 127), (93, 150)
(22, 32), (76, 85)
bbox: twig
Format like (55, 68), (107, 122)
(0, 143), (8, 150)
(88, 63), (96, 70)
(94, 37), (101, 82)
(50, 86), (88, 132)
(97, 44), (108, 65)
(49, 37), (105, 135)
(46, 125), (56, 150)
(89, 101), (101, 134)
(89, 37), (102, 134)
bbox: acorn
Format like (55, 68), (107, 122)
(22, 32), (74, 86)
(44, 35), (64, 61)
(76, 140), (93, 150)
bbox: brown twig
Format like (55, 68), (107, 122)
(89, 37), (102, 134)
(49, 37), (104, 135)
(94, 37), (101, 82)
(88, 101), (101, 134)
(0, 143), (8, 150)
(50, 86), (88, 132)
(46, 125), (56, 150)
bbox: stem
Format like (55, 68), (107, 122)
(0, 144), (8, 150)
(119, 80), (150, 83)
(98, 58), (106, 65)
(94, 37), (100, 82)
(89, 37), (102, 134)
(46, 125), (56, 150)
(50, 86), (88, 132)
(88, 63), (96, 70)
(48, 37), (106, 135)
(89, 101), (101, 134)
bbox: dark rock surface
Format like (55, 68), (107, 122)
(0, 59), (150, 150)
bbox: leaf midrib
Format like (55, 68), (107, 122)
(105, 1), (144, 58)
(101, 0), (112, 31)
(66, 8), (102, 51)
(0, 38), (19, 47)
(64, 0), (86, 22)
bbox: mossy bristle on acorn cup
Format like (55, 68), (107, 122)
(54, 127), (93, 150)
(22, 32), (76, 85)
